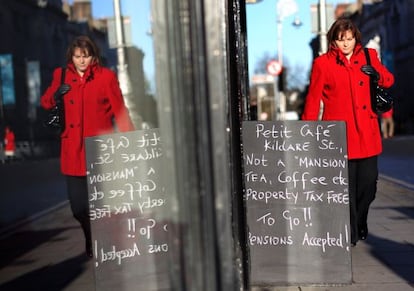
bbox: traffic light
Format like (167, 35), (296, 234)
(278, 66), (287, 92)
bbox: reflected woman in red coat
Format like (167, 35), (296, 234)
(41, 35), (135, 257)
(4, 126), (15, 158)
(302, 18), (394, 246)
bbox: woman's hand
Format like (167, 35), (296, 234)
(361, 65), (380, 82)
(54, 84), (71, 102)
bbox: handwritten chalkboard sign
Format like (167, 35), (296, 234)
(85, 129), (171, 291)
(242, 121), (352, 286)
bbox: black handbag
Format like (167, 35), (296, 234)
(44, 67), (66, 130)
(363, 48), (393, 114)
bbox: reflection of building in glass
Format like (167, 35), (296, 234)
(0, 54), (16, 105)
(106, 11), (158, 128)
(26, 61), (41, 121)
(0, 0), (112, 144)
(125, 47), (158, 128)
(0, 0), (158, 154)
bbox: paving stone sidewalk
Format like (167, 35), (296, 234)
(0, 177), (413, 291)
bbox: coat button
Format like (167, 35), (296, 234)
(363, 105), (367, 109)
(359, 81), (363, 86)
(70, 100), (74, 104)
(70, 124), (74, 128)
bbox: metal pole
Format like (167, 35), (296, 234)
(276, 0), (299, 120)
(114, 0), (130, 84)
(113, 0), (141, 128)
(277, 19), (283, 67)
(276, 18), (283, 120)
(319, 0), (328, 54)
(317, 0), (327, 119)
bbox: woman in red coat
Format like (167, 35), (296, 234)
(4, 126), (16, 158)
(41, 35), (135, 257)
(302, 18), (394, 246)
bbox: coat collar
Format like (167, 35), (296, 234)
(327, 43), (363, 66)
(67, 62), (100, 81)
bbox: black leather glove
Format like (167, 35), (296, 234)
(54, 84), (71, 102)
(361, 65), (380, 82)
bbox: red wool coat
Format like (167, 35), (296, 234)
(41, 63), (135, 176)
(302, 44), (394, 159)
(4, 129), (15, 152)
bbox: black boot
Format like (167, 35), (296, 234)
(359, 225), (368, 241)
(85, 239), (93, 258)
(81, 220), (93, 258)
(351, 228), (358, 246)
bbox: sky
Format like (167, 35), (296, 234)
(81, 0), (354, 86)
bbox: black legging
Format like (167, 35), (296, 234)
(66, 175), (91, 246)
(348, 156), (378, 243)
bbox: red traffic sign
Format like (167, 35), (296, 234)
(266, 60), (282, 76)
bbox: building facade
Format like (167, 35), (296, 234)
(0, 0), (155, 158)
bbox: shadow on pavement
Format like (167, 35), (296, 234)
(364, 203), (414, 284)
(388, 206), (414, 219)
(0, 253), (90, 291)
(365, 233), (414, 284)
(0, 227), (77, 269)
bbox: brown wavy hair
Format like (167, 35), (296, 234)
(65, 35), (102, 66)
(327, 18), (362, 50)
